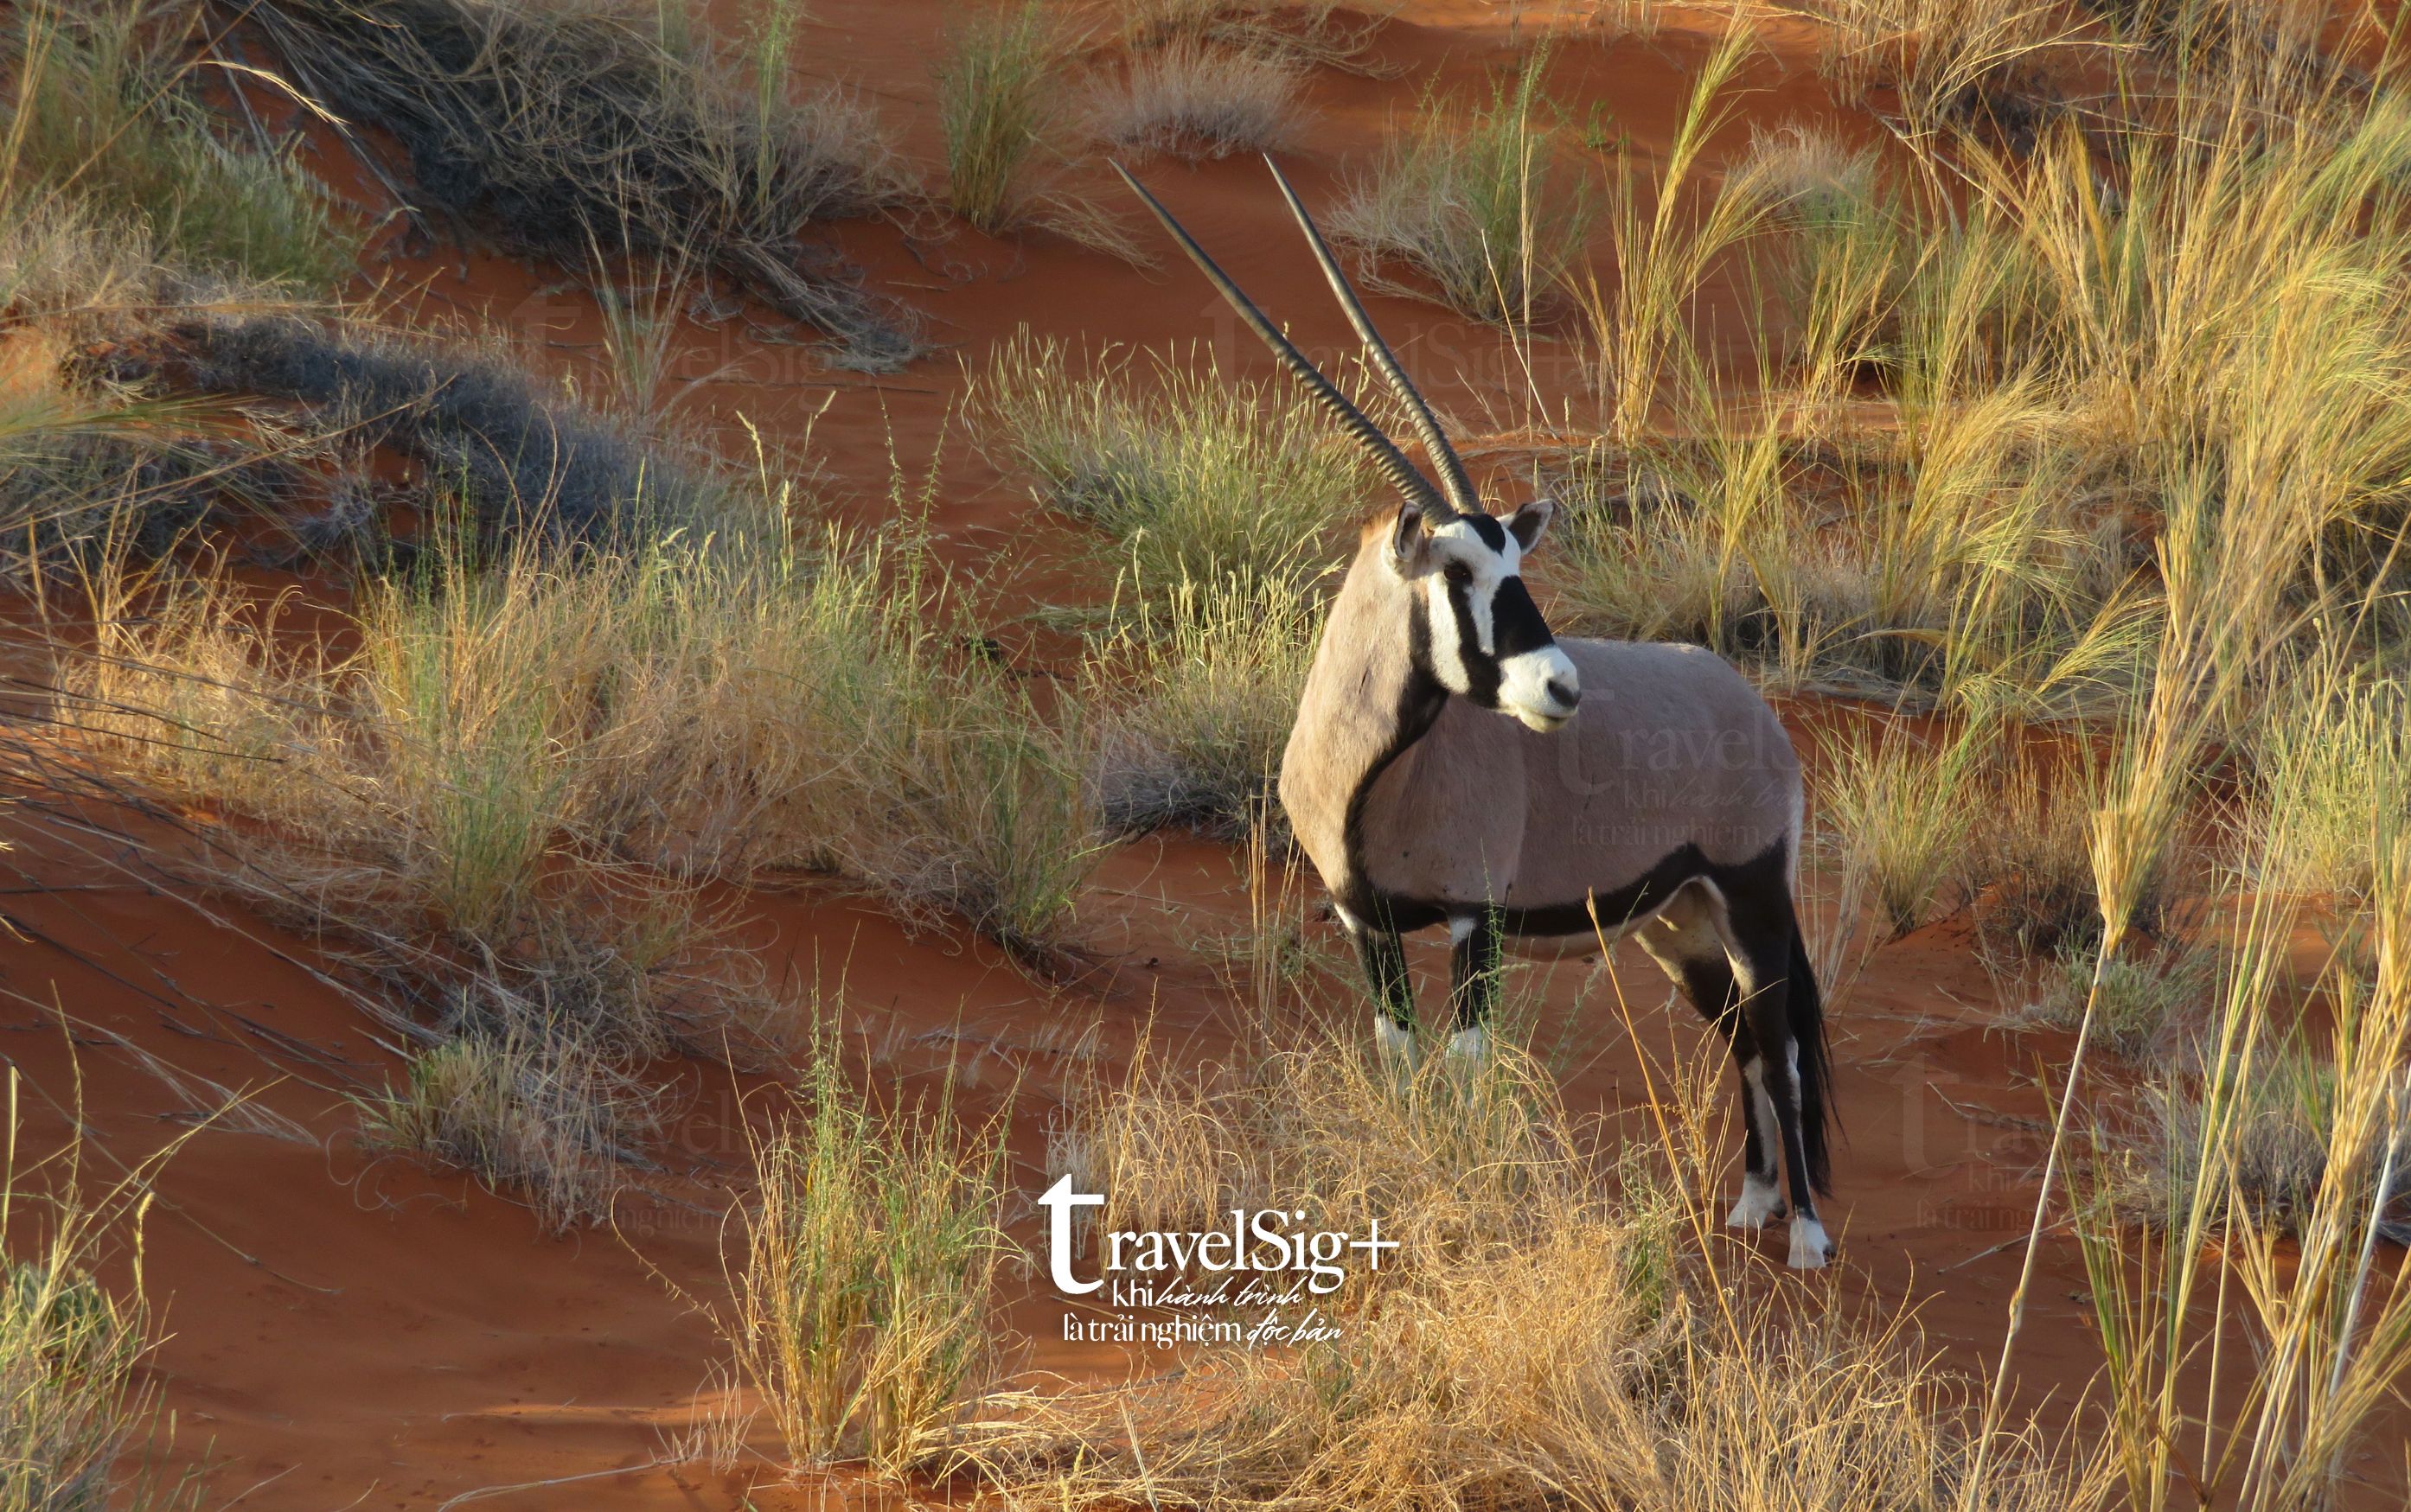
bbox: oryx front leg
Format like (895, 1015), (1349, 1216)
(1340, 904), (1417, 1070)
(1443, 912), (1502, 1063)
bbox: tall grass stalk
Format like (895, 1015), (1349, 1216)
(2069, 826), (2411, 1509)
(747, 0), (813, 214)
(1971, 445), (2340, 1496)
(1584, 27), (1766, 438)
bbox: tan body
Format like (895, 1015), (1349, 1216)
(1282, 525), (1802, 931)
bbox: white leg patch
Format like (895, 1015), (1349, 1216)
(1726, 1176), (1786, 1230)
(1372, 1013), (1418, 1070)
(1445, 1024), (1488, 1062)
(1787, 1215), (1835, 1270)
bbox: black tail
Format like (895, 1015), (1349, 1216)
(1787, 925), (1837, 1196)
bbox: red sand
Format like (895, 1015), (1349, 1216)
(3, 3), (2401, 1506)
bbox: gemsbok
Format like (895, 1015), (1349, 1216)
(1117, 159), (1838, 1269)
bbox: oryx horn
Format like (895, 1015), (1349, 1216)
(1261, 156), (1480, 517)
(1114, 162), (1458, 525)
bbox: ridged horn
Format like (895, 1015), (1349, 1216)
(1113, 163), (1456, 524)
(1263, 155), (1481, 517)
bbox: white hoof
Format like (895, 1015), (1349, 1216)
(1724, 1178), (1786, 1231)
(1787, 1216), (1836, 1271)
(1372, 1014), (1419, 1072)
(1444, 1024), (1489, 1062)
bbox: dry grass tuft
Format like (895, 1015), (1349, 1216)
(1120, 0), (1390, 73)
(977, 1029), (2084, 1510)
(1969, 752), (2126, 961)
(357, 1008), (663, 1232)
(1803, 0), (2075, 117)
(2110, 1037), (2411, 1240)
(1090, 41), (1307, 162)
(250, 0), (918, 367)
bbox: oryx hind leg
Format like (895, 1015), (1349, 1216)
(1634, 884), (1782, 1232)
(1705, 882), (1834, 1271)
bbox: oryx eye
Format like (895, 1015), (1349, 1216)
(1444, 563), (1472, 587)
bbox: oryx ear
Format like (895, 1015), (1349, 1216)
(1386, 501), (1435, 573)
(1506, 496), (1556, 552)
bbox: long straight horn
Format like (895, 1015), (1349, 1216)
(1113, 163), (1457, 524)
(1263, 156), (1482, 517)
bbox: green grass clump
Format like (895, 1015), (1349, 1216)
(936, 0), (1069, 233)
(1816, 714), (1994, 942)
(6, 0), (360, 291)
(967, 332), (1373, 594)
(60, 478), (1096, 1211)
(1330, 52), (1592, 326)
(729, 1045), (1007, 1473)
(2249, 671), (2411, 901)
(2028, 940), (2216, 1057)
(74, 510), (1098, 967)
(1084, 566), (1321, 835)
(0, 1072), (184, 1512)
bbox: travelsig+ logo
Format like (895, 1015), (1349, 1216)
(1038, 1175), (1397, 1348)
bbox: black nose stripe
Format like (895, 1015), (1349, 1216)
(1490, 576), (1555, 660)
